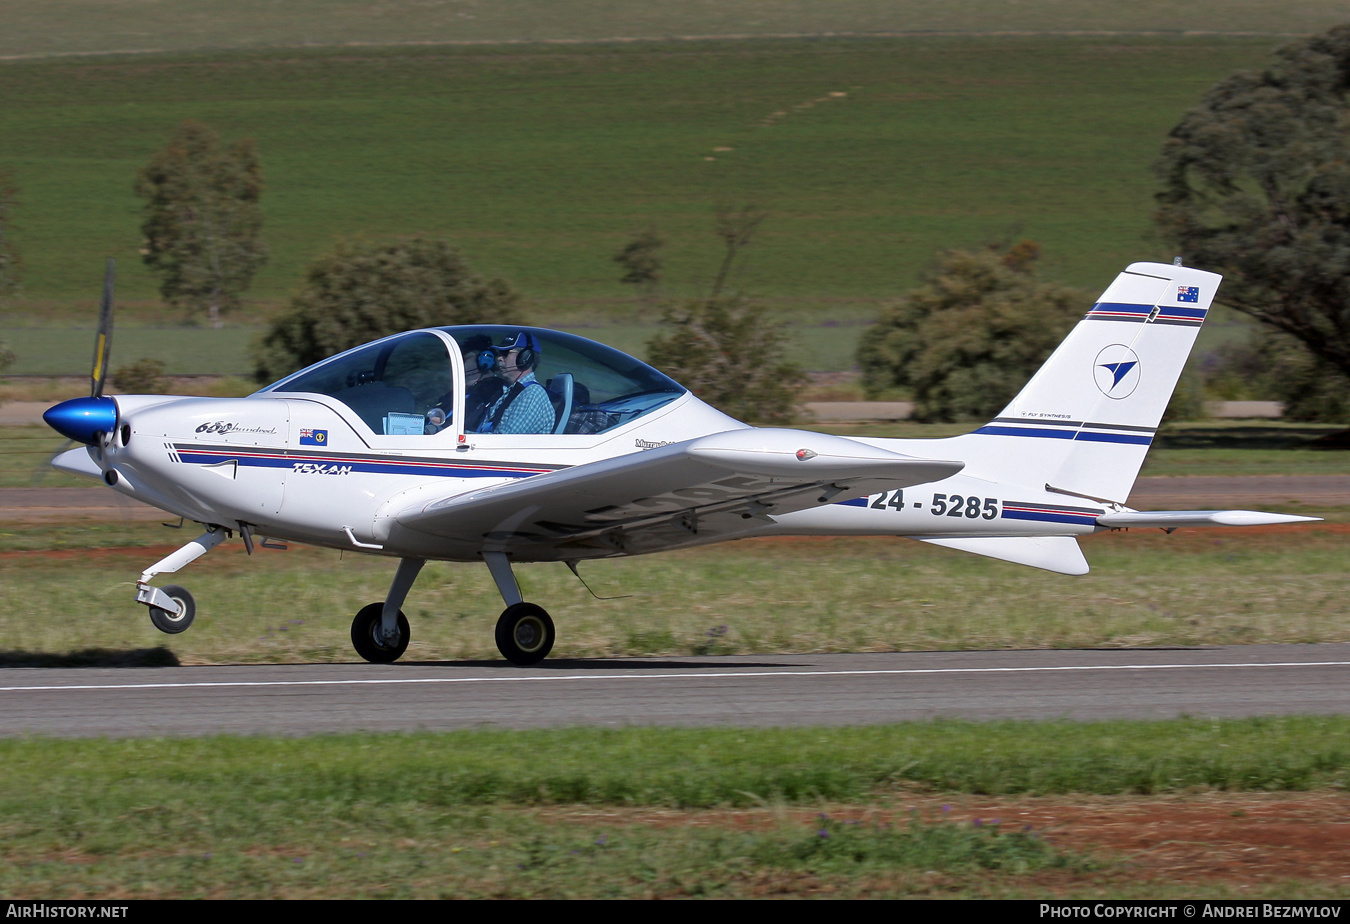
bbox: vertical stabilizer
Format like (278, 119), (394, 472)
(958, 262), (1220, 503)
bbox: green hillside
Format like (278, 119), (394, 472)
(0, 34), (1289, 316)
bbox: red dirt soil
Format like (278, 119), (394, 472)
(547, 792), (1350, 893)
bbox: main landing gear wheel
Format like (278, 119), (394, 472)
(350, 602), (410, 664)
(495, 602), (555, 666)
(148, 584), (195, 635)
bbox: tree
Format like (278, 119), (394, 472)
(614, 226), (664, 309)
(112, 358), (169, 395)
(1155, 24), (1350, 385)
(709, 206), (766, 298)
(857, 241), (1086, 421)
(0, 168), (18, 374)
(1191, 330), (1350, 421)
(647, 294), (806, 424)
(135, 120), (266, 329)
(645, 208), (805, 425)
(0, 167), (19, 303)
(252, 237), (523, 383)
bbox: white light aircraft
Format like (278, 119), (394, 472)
(44, 260), (1318, 664)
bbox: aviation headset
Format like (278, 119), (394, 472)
(493, 331), (541, 372)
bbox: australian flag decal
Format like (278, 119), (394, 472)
(1177, 286), (1200, 303)
(299, 428), (328, 446)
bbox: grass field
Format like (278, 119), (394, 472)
(0, 523), (1344, 662)
(1, 719), (1347, 898)
(0, 319), (870, 375)
(0, 325), (258, 376)
(0, 33), (1290, 313)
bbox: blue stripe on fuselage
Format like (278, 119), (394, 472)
(973, 426), (1151, 446)
(174, 446), (552, 479)
(973, 425), (1077, 440)
(1001, 509), (1097, 526)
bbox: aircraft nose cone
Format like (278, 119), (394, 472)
(43, 396), (118, 445)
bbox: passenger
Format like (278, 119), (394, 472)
(477, 331), (556, 434)
(460, 335), (510, 432)
(425, 334), (508, 434)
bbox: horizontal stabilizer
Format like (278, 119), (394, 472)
(918, 536), (1089, 575)
(1096, 510), (1321, 529)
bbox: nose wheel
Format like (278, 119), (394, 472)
(495, 602), (555, 665)
(147, 584), (195, 634)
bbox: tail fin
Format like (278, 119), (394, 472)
(959, 261), (1220, 504)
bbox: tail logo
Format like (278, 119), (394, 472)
(1093, 345), (1141, 399)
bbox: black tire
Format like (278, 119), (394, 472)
(495, 602), (555, 665)
(148, 584), (195, 635)
(350, 602), (410, 663)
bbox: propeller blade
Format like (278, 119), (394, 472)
(90, 258), (115, 398)
(31, 438), (76, 485)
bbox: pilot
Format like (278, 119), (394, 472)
(477, 331), (556, 434)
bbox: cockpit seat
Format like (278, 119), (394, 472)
(545, 373), (574, 435)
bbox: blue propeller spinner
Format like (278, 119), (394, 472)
(43, 395), (118, 446)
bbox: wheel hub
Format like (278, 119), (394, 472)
(515, 617), (543, 651)
(495, 603), (555, 665)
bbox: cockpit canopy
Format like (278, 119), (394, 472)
(256, 326), (687, 437)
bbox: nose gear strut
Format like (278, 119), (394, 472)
(135, 526), (227, 632)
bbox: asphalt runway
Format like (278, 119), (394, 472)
(1, 644), (1347, 737)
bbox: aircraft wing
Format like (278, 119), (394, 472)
(380, 428), (963, 559)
